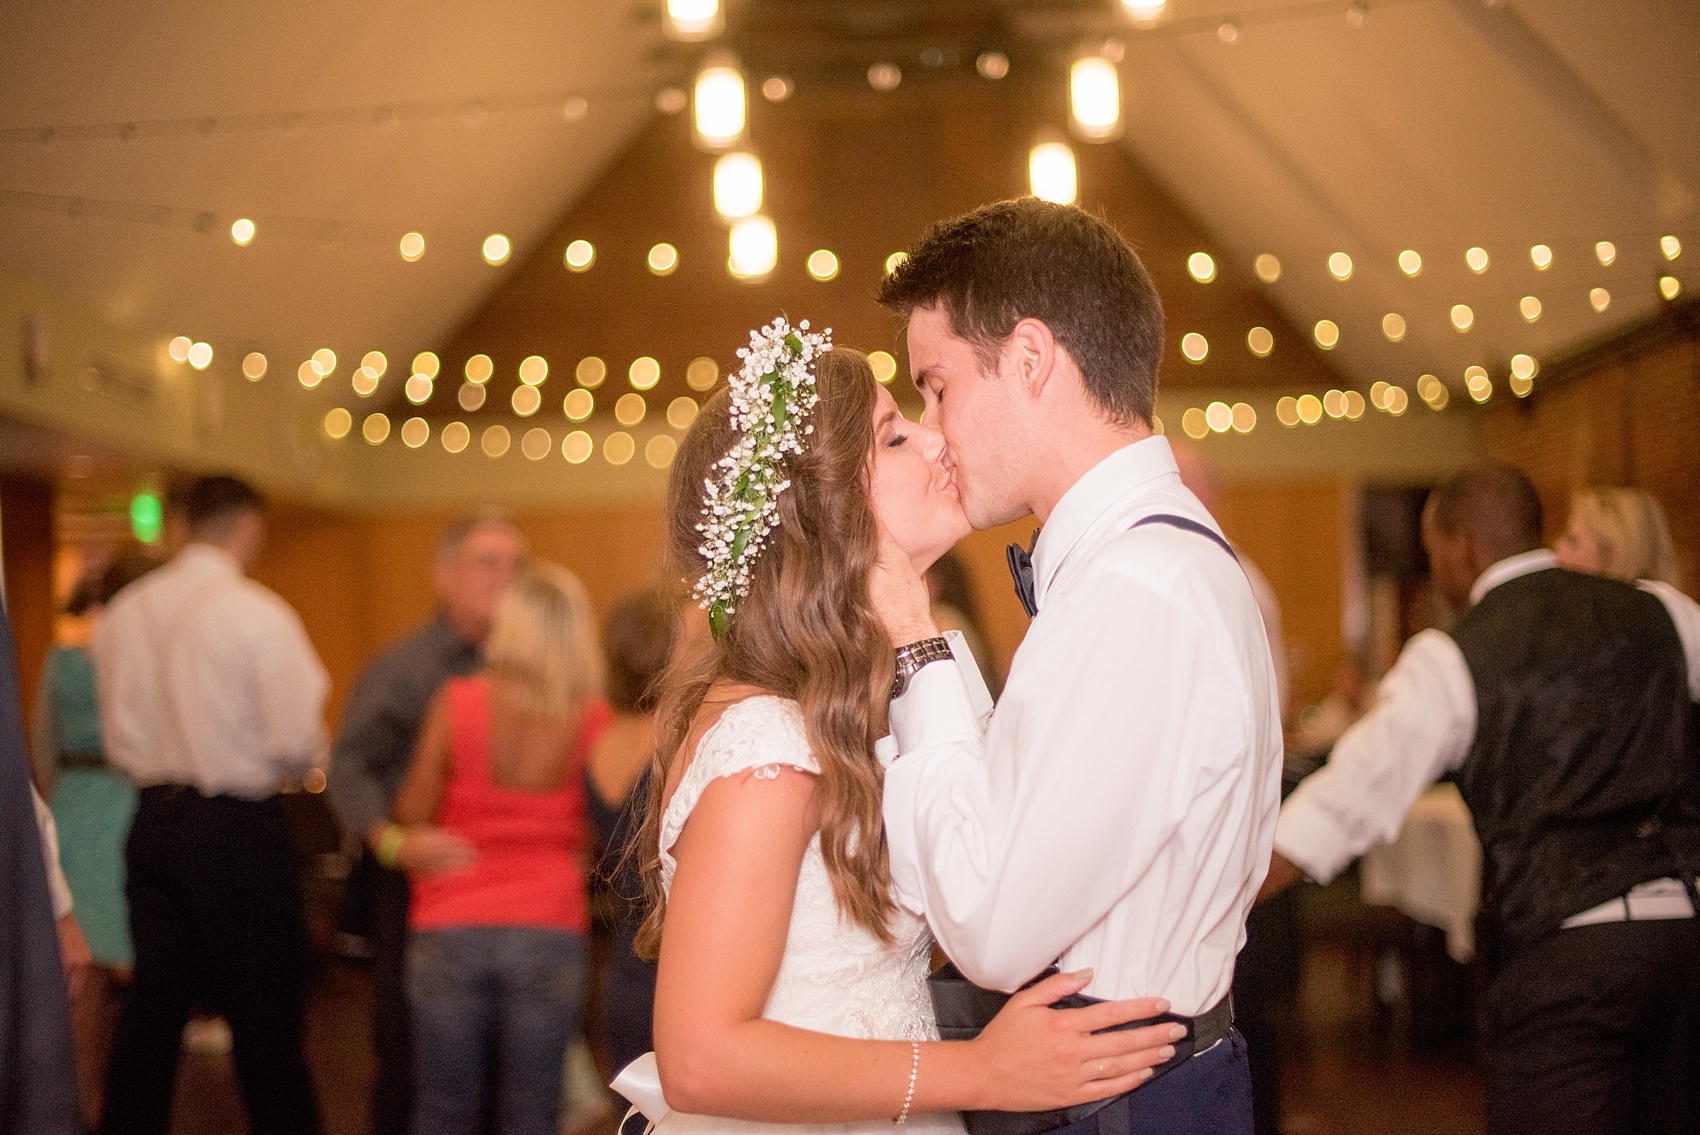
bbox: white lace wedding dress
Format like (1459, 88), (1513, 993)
(613, 695), (964, 1135)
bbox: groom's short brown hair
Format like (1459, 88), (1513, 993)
(877, 197), (1164, 426)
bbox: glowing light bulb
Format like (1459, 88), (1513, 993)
(1530, 244), (1552, 270)
(646, 435), (678, 469)
(807, 249), (839, 281)
(713, 152), (763, 219)
(629, 357), (661, 390)
(564, 239), (595, 272)
(868, 351), (898, 384)
(1028, 141), (1077, 205)
(482, 234), (511, 265)
(694, 60), (747, 147)
(1121, 0), (1167, 24)
(1187, 252), (1216, 283)
(562, 431), (593, 464)
(665, 0), (722, 40)
(1398, 249), (1422, 277)
(728, 216), (777, 280)
(1328, 252), (1353, 281)
(686, 357), (718, 390)
(1070, 55), (1121, 140)
(229, 218), (255, 246)
(648, 243), (679, 276)
(186, 341), (213, 370)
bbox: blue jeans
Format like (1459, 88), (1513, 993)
(408, 926), (587, 1135)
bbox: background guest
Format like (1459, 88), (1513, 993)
(29, 551), (160, 1122)
(4, 611), (82, 1135)
(93, 475), (329, 1135)
(387, 564), (609, 1135)
(585, 588), (676, 1077)
(1554, 486), (1683, 589)
(326, 509), (525, 1135)
(1265, 462), (1700, 1135)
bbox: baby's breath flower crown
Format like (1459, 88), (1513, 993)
(694, 316), (831, 639)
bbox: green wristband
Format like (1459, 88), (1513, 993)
(375, 823), (407, 869)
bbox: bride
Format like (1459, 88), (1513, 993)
(615, 319), (1181, 1135)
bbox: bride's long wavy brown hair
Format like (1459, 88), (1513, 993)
(633, 348), (896, 957)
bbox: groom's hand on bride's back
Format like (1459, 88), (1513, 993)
(966, 969), (1184, 1112)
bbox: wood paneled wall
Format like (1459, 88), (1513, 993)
(251, 505), (669, 728)
(1478, 305), (1700, 593)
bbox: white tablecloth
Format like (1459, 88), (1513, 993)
(1360, 783), (1482, 963)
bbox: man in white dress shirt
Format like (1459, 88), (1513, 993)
(93, 475), (328, 1135)
(874, 199), (1283, 1134)
(1263, 463), (1700, 1135)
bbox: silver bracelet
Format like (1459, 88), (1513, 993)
(895, 1041), (920, 1126)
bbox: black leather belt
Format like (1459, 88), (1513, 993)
(928, 962), (1235, 1135)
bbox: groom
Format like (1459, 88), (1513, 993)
(872, 199), (1283, 1134)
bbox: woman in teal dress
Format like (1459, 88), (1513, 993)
(31, 553), (159, 972)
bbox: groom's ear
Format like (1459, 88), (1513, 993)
(1006, 317), (1058, 400)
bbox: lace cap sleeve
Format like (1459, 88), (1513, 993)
(658, 696), (818, 885)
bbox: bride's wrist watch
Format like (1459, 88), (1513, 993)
(891, 636), (954, 699)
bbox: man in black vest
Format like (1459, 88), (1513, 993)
(1261, 461), (1700, 1135)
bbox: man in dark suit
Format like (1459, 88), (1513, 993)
(1263, 462), (1700, 1135)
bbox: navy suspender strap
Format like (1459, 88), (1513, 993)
(1129, 512), (1238, 561)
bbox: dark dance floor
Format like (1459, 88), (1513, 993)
(121, 878), (1483, 1135)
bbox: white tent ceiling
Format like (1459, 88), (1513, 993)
(2, 0), (1695, 403)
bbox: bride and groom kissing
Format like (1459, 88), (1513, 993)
(612, 197), (1283, 1135)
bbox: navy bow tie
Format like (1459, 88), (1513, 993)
(1006, 530), (1040, 618)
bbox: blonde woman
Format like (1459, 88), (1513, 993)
(1554, 487), (1683, 588)
(387, 564), (612, 1135)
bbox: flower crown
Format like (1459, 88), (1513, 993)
(694, 316), (831, 639)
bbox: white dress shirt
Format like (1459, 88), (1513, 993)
(882, 437), (1285, 1014)
(1275, 549), (1700, 885)
(94, 543), (329, 799)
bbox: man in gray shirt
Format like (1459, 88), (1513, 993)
(328, 511), (524, 1135)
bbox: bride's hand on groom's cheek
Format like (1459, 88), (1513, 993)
(967, 969), (1182, 1112)
(869, 521), (937, 645)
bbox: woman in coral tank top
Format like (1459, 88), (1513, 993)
(390, 564), (611, 1135)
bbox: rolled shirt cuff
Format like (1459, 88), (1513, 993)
(1272, 795), (1357, 886)
(888, 630), (994, 754)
